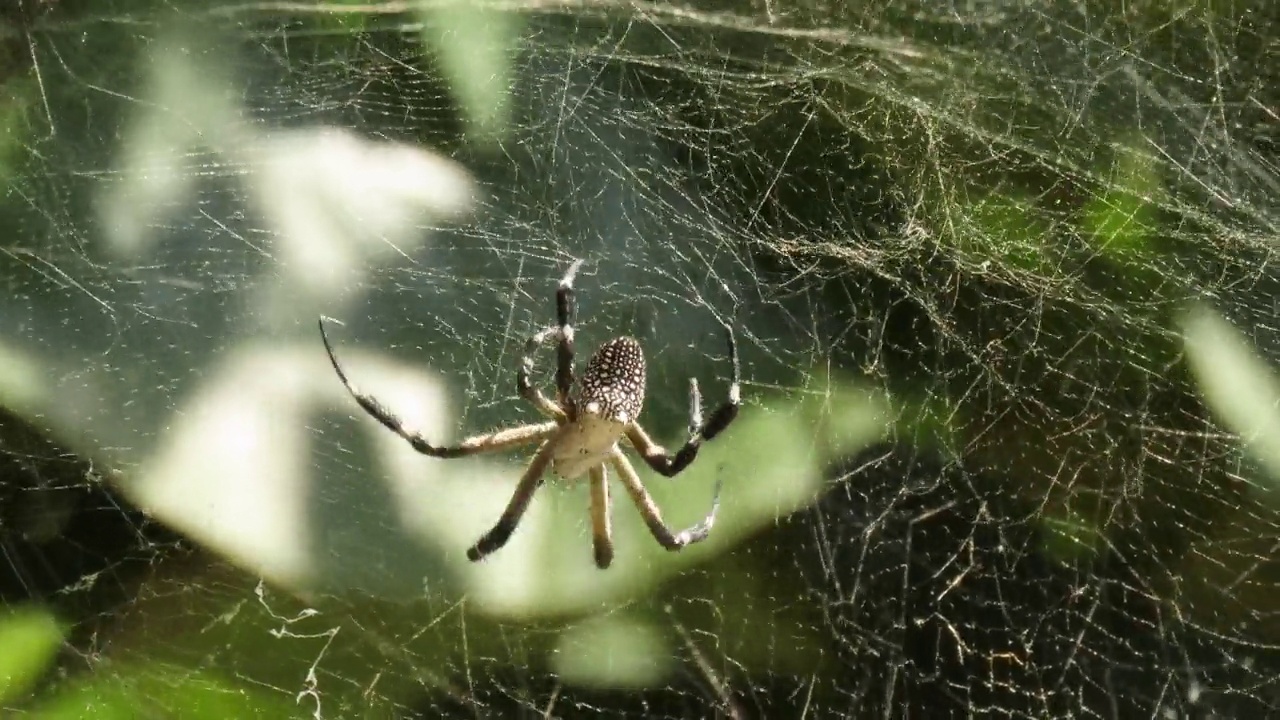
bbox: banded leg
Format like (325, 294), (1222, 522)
(320, 318), (558, 458)
(627, 320), (741, 477)
(553, 259), (585, 410)
(610, 447), (721, 551)
(467, 429), (565, 561)
(517, 325), (569, 422)
(588, 465), (614, 569)
(515, 259), (584, 418)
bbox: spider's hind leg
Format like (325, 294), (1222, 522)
(627, 319), (741, 477)
(467, 432), (562, 562)
(610, 448), (721, 551)
(589, 464), (614, 568)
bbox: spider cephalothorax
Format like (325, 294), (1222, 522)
(319, 259), (740, 569)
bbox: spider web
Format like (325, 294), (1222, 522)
(0, 0), (1277, 717)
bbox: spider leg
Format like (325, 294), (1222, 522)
(589, 464), (614, 569)
(319, 318), (558, 458)
(626, 320), (741, 477)
(610, 447), (721, 550)
(467, 430), (564, 562)
(518, 325), (569, 422)
(554, 259), (585, 410)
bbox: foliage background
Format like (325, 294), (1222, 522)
(0, 0), (1277, 717)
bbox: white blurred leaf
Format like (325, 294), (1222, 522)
(1182, 305), (1280, 491)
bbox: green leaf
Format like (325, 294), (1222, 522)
(33, 663), (302, 720)
(0, 606), (64, 706)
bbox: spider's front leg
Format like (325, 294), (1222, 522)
(627, 320), (741, 477)
(516, 259), (584, 419)
(319, 318), (558, 458)
(554, 259), (584, 410)
(517, 325), (569, 422)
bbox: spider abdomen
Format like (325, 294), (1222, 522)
(577, 336), (646, 423)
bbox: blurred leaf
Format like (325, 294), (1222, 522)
(0, 76), (39, 180)
(32, 663), (302, 720)
(1182, 305), (1280, 493)
(310, 0), (372, 33)
(0, 606), (63, 706)
(552, 614), (669, 688)
(417, 1), (521, 143)
(0, 335), (51, 416)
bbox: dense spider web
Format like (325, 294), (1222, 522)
(0, 0), (1277, 718)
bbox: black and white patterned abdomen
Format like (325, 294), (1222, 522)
(577, 336), (646, 423)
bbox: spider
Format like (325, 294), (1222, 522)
(318, 259), (741, 569)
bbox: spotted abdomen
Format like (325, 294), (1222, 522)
(577, 336), (646, 424)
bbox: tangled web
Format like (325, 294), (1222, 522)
(0, 0), (1277, 717)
